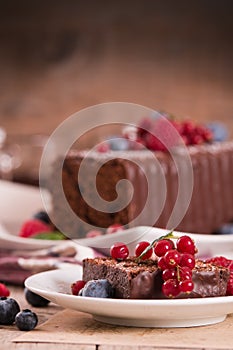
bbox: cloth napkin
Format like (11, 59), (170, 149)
(0, 241), (103, 285)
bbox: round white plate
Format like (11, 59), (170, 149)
(25, 266), (233, 328)
(0, 223), (65, 250)
(76, 226), (233, 259)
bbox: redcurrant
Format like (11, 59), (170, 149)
(178, 266), (192, 281)
(179, 280), (194, 294)
(179, 253), (195, 269)
(157, 256), (169, 270)
(164, 249), (181, 268)
(176, 235), (196, 255)
(110, 242), (129, 260)
(154, 239), (175, 257)
(135, 241), (153, 260)
(162, 279), (180, 298)
(162, 268), (177, 281)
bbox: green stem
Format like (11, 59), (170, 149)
(136, 230), (178, 261)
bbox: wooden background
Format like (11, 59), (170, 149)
(0, 0), (233, 183)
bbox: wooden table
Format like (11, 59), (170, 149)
(1, 285), (233, 350)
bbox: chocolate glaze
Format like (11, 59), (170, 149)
(48, 141), (233, 236)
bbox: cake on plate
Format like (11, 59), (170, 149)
(82, 257), (230, 299)
(47, 117), (233, 236)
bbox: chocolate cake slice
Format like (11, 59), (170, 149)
(82, 257), (230, 299)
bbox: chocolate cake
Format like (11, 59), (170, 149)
(48, 141), (233, 236)
(82, 257), (230, 299)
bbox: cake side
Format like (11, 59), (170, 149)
(48, 141), (233, 236)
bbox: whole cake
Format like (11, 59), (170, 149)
(82, 257), (230, 299)
(47, 117), (233, 236)
(49, 142), (233, 236)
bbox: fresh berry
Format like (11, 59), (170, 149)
(0, 297), (20, 325)
(157, 256), (169, 270)
(108, 138), (130, 151)
(81, 279), (114, 298)
(164, 250), (181, 268)
(96, 142), (110, 153)
(205, 256), (231, 268)
(19, 219), (52, 238)
(154, 239), (175, 257)
(137, 117), (154, 138)
(33, 211), (51, 224)
(162, 268), (177, 281)
(215, 223), (233, 235)
(86, 230), (103, 238)
(206, 122), (228, 142)
(178, 266), (192, 281)
(176, 235), (196, 255)
(205, 256), (233, 296)
(110, 242), (129, 260)
(0, 283), (10, 297)
(179, 280), (194, 294)
(162, 279), (180, 298)
(24, 288), (50, 307)
(15, 309), (38, 331)
(144, 119), (181, 151)
(179, 253), (195, 269)
(135, 241), (153, 260)
(106, 224), (125, 234)
(71, 280), (86, 296)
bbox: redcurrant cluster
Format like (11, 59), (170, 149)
(136, 116), (213, 151)
(110, 233), (197, 298)
(153, 236), (196, 298)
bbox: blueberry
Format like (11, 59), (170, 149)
(24, 288), (50, 307)
(215, 223), (233, 235)
(0, 297), (20, 325)
(82, 279), (114, 298)
(33, 210), (51, 224)
(15, 309), (38, 331)
(108, 137), (130, 151)
(206, 122), (228, 142)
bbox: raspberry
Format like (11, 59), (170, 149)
(19, 219), (52, 238)
(144, 119), (180, 151)
(206, 256), (233, 295)
(71, 280), (86, 296)
(86, 230), (103, 238)
(96, 142), (110, 153)
(106, 224), (124, 234)
(205, 256), (231, 268)
(0, 283), (10, 297)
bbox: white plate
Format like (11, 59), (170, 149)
(0, 223), (65, 250)
(0, 180), (63, 250)
(76, 226), (233, 259)
(25, 266), (233, 328)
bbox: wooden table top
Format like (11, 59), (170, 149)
(1, 285), (232, 350)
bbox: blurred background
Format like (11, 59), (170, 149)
(0, 0), (233, 185)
